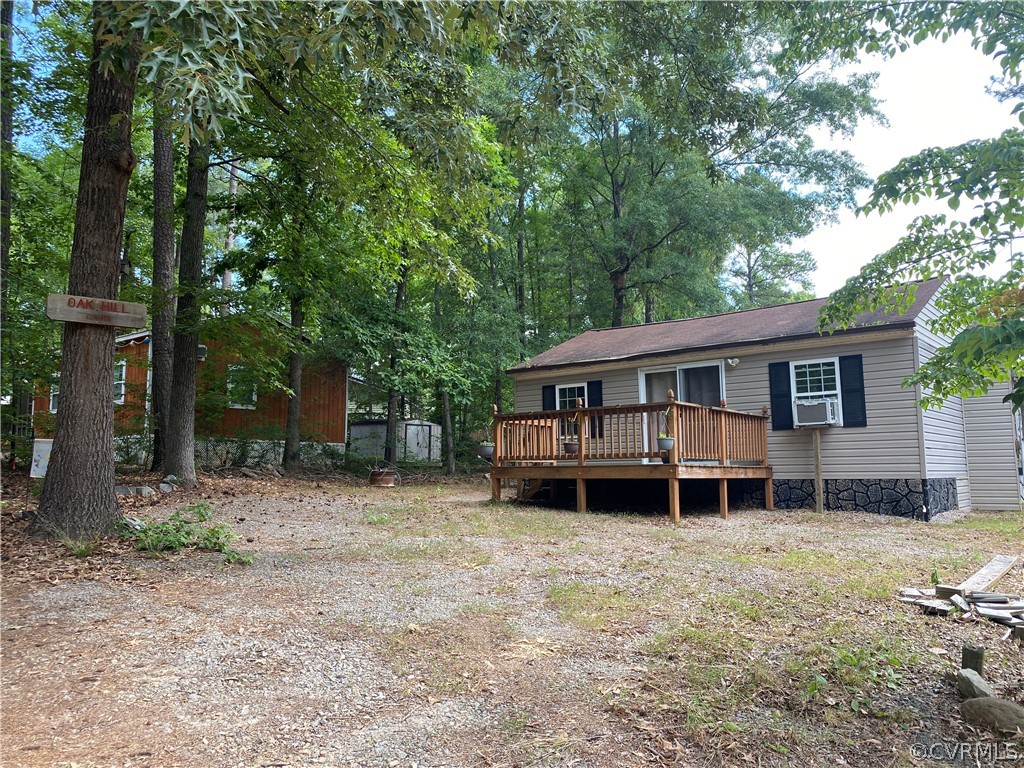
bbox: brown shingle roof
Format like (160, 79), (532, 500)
(511, 277), (945, 373)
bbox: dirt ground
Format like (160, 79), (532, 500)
(1, 470), (1022, 768)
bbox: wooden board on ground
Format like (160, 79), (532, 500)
(956, 555), (1019, 594)
(914, 598), (953, 615)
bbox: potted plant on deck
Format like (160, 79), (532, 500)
(478, 442), (495, 461)
(562, 412), (580, 455)
(657, 432), (675, 452)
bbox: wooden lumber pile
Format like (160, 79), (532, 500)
(899, 555), (1023, 635)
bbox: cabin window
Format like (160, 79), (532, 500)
(49, 381), (59, 413)
(768, 355), (867, 430)
(556, 383), (586, 439)
(792, 358), (839, 401)
(113, 360), (127, 404)
(556, 383), (587, 411)
(227, 365), (257, 410)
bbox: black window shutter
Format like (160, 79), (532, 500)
(587, 380), (604, 437)
(768, 362), (794, 430)
(839, 355), (867, 427)
(542, 384), (556, 412)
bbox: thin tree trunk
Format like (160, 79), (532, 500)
(516, 183), (527, 360)
(383, 266), (407, 465)
(0, 0), (13, 331)
(164, 139), (210, 487)
(441, 390), (455, 475)
(2, 0), (20, 467)
(36, 5), (140, 538)
(150, 89), (175, 471)
(282, 295), (304, 470)
(220, 162), (238, 297)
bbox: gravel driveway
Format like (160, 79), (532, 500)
(2, 474), (1021, 768)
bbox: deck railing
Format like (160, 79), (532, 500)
(491, 400), (769, 467)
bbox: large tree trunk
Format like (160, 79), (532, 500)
(164, 139), (210, 487)
(36, 5), (140, 538)
(282, 296), (304, 470)
(149, 89), (175, 471)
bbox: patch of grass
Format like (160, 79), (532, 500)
(381, 538), (491, 568)
(121, 502), (252, 565)
(59, 537), (98, 557)
(951, 510), (1023, 541)
(546, 580), (633, 631)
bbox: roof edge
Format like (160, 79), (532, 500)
(507, 320), (918, 376)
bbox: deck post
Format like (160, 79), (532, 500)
(764, 476), (774, 510)
(577, 478), (587, 513)
(668, 476), (680, 522)
(719, 478), (728, 519)
(718, 403), (728, 465)
(491, 405), (502, 502)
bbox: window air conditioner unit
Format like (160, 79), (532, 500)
(794, 398), (839, 427)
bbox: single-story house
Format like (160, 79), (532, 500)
(498, 277), (1022, 519)
(33, 329), (348, 467)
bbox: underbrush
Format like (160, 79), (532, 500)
(121, 501), (253, 564)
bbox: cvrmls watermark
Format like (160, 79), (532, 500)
(910, 742), (1022, 763)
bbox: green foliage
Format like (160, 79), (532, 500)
(796, 3), (1024, 410)
(122, 502), (252, 564)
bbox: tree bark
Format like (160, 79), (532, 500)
(36, 5), (140, 538)
(220, 162), (238, 296)
(516, 183), (527, 360)
(0, 0), (13, 332)
(383, 266), (407, 465)
(149, 88), (175, 471)
(282, 295), (304, 470)
(164, 139), (210, 487)
(441, 390), (455, 475)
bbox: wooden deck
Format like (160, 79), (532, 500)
(489, 400), (773, 521)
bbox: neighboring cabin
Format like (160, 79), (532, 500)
(508, 277), (1022, 518)
(34, 329), (348, 466)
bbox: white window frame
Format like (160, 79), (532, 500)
(113, 359), (127, 405)
(555, 383), (587, 439)
(227, 365), (257, 410)
(49, 381), (59, 413)
(637, 361), (727, 405)
(555, 382), (587, 411)
(790, 356), (843, 426)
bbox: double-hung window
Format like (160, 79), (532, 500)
(556, 383), (586, 438)
(113, 360), (127, 404)
(792, 359), (839, 402)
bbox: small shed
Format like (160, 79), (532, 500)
(348, 418), (442, 463)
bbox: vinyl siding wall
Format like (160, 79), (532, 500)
(915, 300), (970, 497)
(513, 330), (925, 479)
(964, 382), (1022, 510)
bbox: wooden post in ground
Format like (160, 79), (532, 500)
(961, 644), (985, 676)
(668, 477), (680, 522)
(761, 406), (773, 510)
(719, 478), (729, 519)
(812, 427), (824, 514)
(718, 399), (728, 466)
(577, 478), (587, 513)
